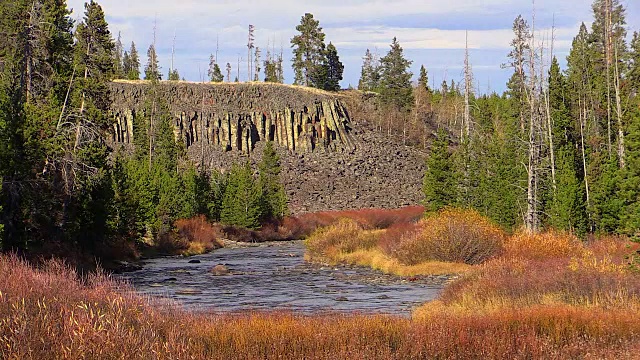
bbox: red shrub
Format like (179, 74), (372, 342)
(377, 222), (421, 256)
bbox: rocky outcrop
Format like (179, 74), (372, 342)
(109, 81), (355, 154)
(108, 81), (425, 214)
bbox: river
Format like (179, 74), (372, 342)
(118, 241), (445, 315)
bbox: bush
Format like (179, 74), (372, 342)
(505, 230), (584, 260)
(305, 219), (379, 260)
(169, 216), (223, 255)
(393, 208), (506, 265)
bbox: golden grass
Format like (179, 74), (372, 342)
(111, 79), (346, 97)
(333, 248), (471, 276)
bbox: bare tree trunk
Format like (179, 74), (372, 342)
(614, 43), (625, 167)
(75, 41), (91, 152)
(605, 0), (613, 158)
(149, 96), (155, 171)
(525, 7), (539, 233)
(579, 98), (591, 229)
(463, 30), (471, 138)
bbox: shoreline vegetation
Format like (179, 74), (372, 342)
(3, 207), (640, 358)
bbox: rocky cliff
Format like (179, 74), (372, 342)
(108, 81), (425, 214)
(110, 81), (355, 154)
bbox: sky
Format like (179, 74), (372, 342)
(66, 0), (640, 94)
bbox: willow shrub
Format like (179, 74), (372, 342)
(392, 208), (506, 265)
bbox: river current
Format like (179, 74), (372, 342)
(119, 241), (444, 315)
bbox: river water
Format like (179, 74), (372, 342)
(118, 241), (444, 315)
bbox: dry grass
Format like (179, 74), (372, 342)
(332, 248), (471, 276)
(415, 233), (640, 315)
(111, 79), (346, 97)
(2, 253), (639, 359)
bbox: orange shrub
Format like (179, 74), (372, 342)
(505, 230), (585, 260)
(377, 222), (421, 256)
(305, 219), (379, 260)
(393, 208), (506, 265)
(173, 216), (223, 255)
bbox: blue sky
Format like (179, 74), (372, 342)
(67, 0), (639, 94)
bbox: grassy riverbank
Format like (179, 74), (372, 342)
(1, 252), (639, 359)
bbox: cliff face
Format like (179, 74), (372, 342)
(108, 81), (425, 214)
(109, 81), (355, 154)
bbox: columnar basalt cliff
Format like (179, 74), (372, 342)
(109, 81), (356, 154)
(109, 81), (425, 214)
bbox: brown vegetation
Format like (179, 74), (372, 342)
(222, 206), (425, 243)
(305, 208), (504, 275)
(1, 253), (639, 359)
(155, 216), (224, 256)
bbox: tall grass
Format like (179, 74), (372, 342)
(1, 253), (639, 359)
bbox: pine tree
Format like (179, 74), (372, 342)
(379, 37), (414, 113)
(418, 65), (429, 91)
(548, 57), (587, 234)
(291, 13), (326, 87)
(318, 42), (343, 91)
(221, 162), (262, 229)
(358, 49), (380, 91)
(127, 41), (140, 80)
(208, 170), (227, 221)
(208, 54), (224, 82)
(168, 68), (180, 81)
(144, 44), (161, 81)
(258, 142), (288, 220)
(423, 129), (456, 212)
(619, 32), (640, 236)
(68, 0), (115, 248)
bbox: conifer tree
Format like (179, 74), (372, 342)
(168, 69), (180, 81)
(423, 129), (456, 212)
(318, 42), (343, 91)
(291, 13), (326, 87)
(358, 49), (380, 91)
(144, 44), (161, 81)
(258, 142), (288, 220)
(548, 58), (587, 234)
(127, 41), (140, 80)
(254, 46), (261, 82)
(619, 32), (640, 235)
(379, 37), (414, 113)
(418, 65), (429, 91)
(208, 54), (224, 82)
(208, 170), (227, 221)
(69, 0), (115, 248)
(221, 162), (262, 229)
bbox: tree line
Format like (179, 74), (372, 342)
(416, 0), (640, 237)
